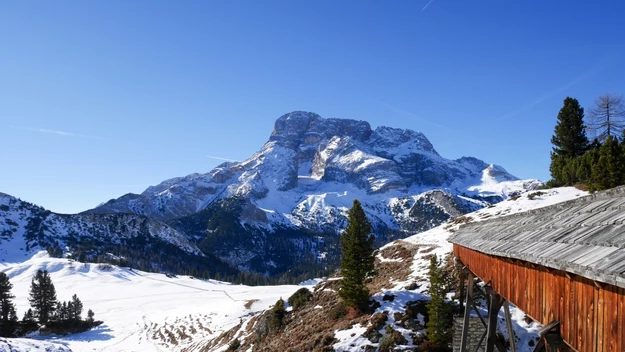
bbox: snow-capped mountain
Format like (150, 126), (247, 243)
(0, 193), (237, 278)
(92, 111), (524, 222)
(86, 111), (540, 275)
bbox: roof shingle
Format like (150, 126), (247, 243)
(449, 186), (625, 289)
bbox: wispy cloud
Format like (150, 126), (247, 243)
(206, 155), (238, 162)
(421, 0), (437, 12)
(9, 125), (108, 141)
(378, 101), (451, 131)
(497, 57), (610, 121)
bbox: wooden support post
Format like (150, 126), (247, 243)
(459, 267), (466, 310)
(485, 293), (503, 352)
(503, 300), (517, 352)
(460, 271), (474, 352)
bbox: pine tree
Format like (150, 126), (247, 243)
(22, 309), (35, 323)
(592, 136), (625, 190)
(0, 273), (17, 337)
(28, 270), (58, 325)
(426, 255), (452, 344)
(71, 294), (83, 321)
(268, 298), (285, 329)
(339, 199), (375, 310)
(550, 97), (589, 185)
(21, 308), (39, 333)
(54, 302), (63, 322)
(87, 309), (95, 323)
(62, 301), (69, 321)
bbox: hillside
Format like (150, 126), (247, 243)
(201, 186), (585, 352)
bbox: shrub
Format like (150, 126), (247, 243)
(96, 263), (113, 271)
(268, 299), (285, 330)
(379, 335), (396, 352)
(288, 288), (312, 310)
(328, 302), (347, 320)
(226, 338), (241, 351)
(527, 191), (546, 200)
(418, 340), (452, 352)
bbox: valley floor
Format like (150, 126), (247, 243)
(0, 253), (307, 352)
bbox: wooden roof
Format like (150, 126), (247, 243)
(449, 186), (625, 289)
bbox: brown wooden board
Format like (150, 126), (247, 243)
(453, 245), (625, 352)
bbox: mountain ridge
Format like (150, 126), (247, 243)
(0, 192), (240, 279)
(83, 111), (538, 275)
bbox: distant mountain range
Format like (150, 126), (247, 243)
(1, 111), (541, 277)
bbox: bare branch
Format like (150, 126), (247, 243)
(586, 93), (625, 142)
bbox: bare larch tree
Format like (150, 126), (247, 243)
(587, 93), (625, 142)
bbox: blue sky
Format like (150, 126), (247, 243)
(1, 1), (624, 214)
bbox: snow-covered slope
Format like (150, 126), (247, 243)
(0, 192), (200, 261)
(86, 112), (540, 275)
(0, 193), (240, 279)
(0, 252), (306, 352)
(0, 337), (71, 352)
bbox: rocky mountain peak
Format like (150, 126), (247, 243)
(270, 111), (372, 149)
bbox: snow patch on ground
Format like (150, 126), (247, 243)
(0, 252), (309, 352)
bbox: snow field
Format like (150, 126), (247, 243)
(1, 253), (307, 351)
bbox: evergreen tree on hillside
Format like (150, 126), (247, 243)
(425, 255), (452, 344)
(87, 309), (95, 323)
(28, 270), (57, 325)
(22, 309), (35, 323)
(268, 298), (286, 329)
(70, 294), (83, 321)
(21, 308), (38, 333)
(550, 97), (589, 185)
(0, 273), (17, 337)
(339, 199), (375, 310)
(592, 136), (625, 190)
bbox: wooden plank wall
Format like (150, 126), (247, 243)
(454, 244), (625, 352)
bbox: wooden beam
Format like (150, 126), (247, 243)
(486, 293), (503, 352)
(503, 300), (518, 352)
(593, 280), (606, 289)
(474, 330), (487, 352)
(460, 271), (475, 352)
(459, 267), (466, 311)
(471, 300), (488, 328)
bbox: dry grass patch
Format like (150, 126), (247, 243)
(201, 283), (370, 352)
(368, 241), (422, 292)
(244, 299), (259, 310)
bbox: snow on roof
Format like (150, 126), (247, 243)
(449, 185), (625, 289)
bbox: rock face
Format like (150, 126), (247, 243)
(85, 111), (534, 275)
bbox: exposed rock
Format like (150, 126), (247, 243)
(382, 294), (395, 302)
(391, 330), (408, 345)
